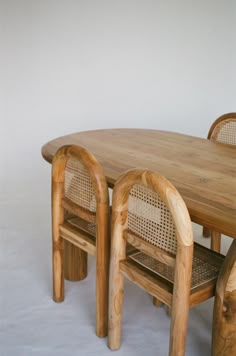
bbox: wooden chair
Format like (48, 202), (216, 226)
(52, 144), (110, 337)
(108, 169), (224, 355)
(202, 112), (236, 252)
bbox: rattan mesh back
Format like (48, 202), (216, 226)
(128, 184), (177, 254)
(65, 157), (96, 212)
(211, 118), (236, 145)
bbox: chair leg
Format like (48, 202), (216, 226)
(169, 299), (189, 356)
(96, 205), (110, 338)
(108, 211), (125, 350)
(153, 297), (164, 307)
(169, 245), (192, 356)
(169, 308), (189, 356)
(108, 270), (124, 350)
(152, 297), (170, 315)
(212, 239), (236, 355)
(203, 226), (211, 238)
(53, 234), (64, 302)
(52, 181), (65, 302)
(96, 264), (109, 337)
(96, 244), (109, 337)
(211, 231), (221, 253)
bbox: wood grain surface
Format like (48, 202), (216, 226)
(42, 129), (236, 238)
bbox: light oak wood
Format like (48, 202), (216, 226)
(42, 129), (236, 239)
(108, 169), (224, 355)
(108, 209), (127, 349)
(212, 239), (236, 355)
(63, 211), (87, 281)
(63, 239), (87, 281)
(210, 230), (221, 253)
(152, 297), (164, 307)
(60, 223), (96, 256)
(119, 258), (173, 305)
(124, 230), (176, 267)
(202, 112), (236, 250)
(208, 112), (236, 144)
(169, 245), (192, 356)
(42, 128), (236, 354)
(63, 197), (96, 223)
(52, 178), (64, 302)
(52, 144), (110, 338)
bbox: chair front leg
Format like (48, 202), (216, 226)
(108, 263), (124, 350)
(212, 239), (236, 356)
(52, 181), (65, 302)
(108, 211), (126, 350)
(169, 245), (192, 356)
(53, 235), (64, 302)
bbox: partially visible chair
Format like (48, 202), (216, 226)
(108, 169), (224, 355)
(52, 144), (110, 337)
(202, 112), (236, 252)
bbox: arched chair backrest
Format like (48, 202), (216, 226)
(208, 112), (236, 146)
(52, 144), (109, 224)
(109, 169), (194, 353)
(109, 169), (225, 354)
(112, 169), (193, 270)
(51, 144), (110, 338)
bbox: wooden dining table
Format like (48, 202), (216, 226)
(42, 128), (236, 355)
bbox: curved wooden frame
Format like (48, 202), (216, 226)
(203, 112), (236, 252)
(208, 112), (236, 142)
(52, 144), (110, 337)
(108, 169), (194, 355)
(42, 128), (236, 239)
(212, 239), (236, 355)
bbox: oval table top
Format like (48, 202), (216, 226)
(42, 128), (236, 238)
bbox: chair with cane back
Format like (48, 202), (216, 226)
(108, 169), (224, 355)
(51, 144), (110, 337)
(202, 112), (236, 252)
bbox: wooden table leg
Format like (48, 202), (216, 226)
(64, 240), (88, 281)
(212, 239), (236, 355)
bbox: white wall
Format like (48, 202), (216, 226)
(1, 0), (235, 203)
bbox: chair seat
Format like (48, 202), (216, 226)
(129, 242), (224, 290)
(67, 216), (97, 236)
(59, 217), (97, 256)
(119, 242), (225, 308)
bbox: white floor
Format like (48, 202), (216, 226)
(0, 201), (232, 356)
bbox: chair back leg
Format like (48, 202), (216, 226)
(96, 205), (110, 337)
(52, 181), (65, 302)
(210, 231), (221, 253)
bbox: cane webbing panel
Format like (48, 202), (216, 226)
(67, 217), (96, 237)
(65, 157), (96, 212)
(211, 119), (236, 145)
(130, 248), (221, 289)
(128, 184), (177, 255)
